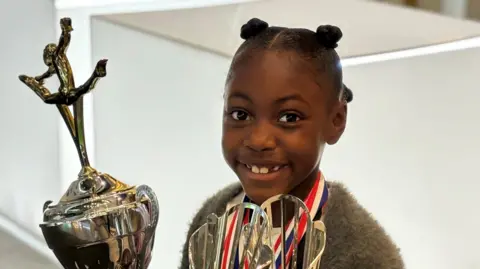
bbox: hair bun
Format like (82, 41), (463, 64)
(240, 18), (269, 40)
(343, 84), (353, 103)
(316, 25), (343, 49)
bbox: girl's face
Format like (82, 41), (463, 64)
(222, 50), (346, 204)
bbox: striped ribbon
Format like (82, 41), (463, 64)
(221, 171), (328, 269)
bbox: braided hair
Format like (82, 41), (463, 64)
(227, 18), (353, 103)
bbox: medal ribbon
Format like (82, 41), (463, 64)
(221, 171), (328, 269)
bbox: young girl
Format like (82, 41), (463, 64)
(179, 18), (404, 269)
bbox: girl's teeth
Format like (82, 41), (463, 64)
(248, 165), (283, 174)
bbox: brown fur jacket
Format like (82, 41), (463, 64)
(179, 181), (404, 269)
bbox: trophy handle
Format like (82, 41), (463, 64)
(136, 185), (159, 229)
(305, 221), (327, 269)
(136, 185), (160, 269)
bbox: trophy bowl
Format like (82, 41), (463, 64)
(40, 170), (159, 269)
(18, 17), (160, 269)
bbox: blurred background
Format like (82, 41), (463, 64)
(1, 0), (480, 268)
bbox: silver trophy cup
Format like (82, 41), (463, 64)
(188, 195), (326, 269)
(18, 17), (159, 269)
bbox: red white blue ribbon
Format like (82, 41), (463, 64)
(221, 171), (328, 269)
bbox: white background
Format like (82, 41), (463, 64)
(0, 0), (58, 238)
(0, 0), (60, 267)
(0, 0), (479, 268)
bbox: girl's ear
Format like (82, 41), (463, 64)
(325, 101), (347, 145)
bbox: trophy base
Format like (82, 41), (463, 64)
(49, 232), (154, 269)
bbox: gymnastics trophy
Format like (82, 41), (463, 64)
(188, 195), (327, 269)
(18, 17), (159, 269)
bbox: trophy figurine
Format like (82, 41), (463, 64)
(188, 195), (326, 269)
(18, 17), (159, 269)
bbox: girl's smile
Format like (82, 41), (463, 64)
(237, 160), (291, 183)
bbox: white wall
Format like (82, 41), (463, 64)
(329, 47), (480, 269)
(0, 0), (59, 238)
(91, 18), (479, 269)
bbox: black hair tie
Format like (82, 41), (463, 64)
(316, 25), (343, 49)
(240, 18), (269, 40)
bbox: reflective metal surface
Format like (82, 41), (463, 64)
(18, 17), (159, 269)
(188, 195), (326, 269)
(189, 203), (273, 269)
(261, 195), (326, 269)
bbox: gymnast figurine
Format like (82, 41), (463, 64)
(19, 17), (107, 106)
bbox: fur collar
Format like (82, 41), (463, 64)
(179, 181), (404, 269)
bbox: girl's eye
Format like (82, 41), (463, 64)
(279, 113), (301, 123)
(231, 110), (251, 121)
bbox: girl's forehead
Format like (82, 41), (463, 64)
(226, 51), (326, 102)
